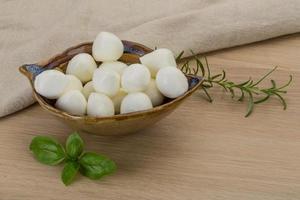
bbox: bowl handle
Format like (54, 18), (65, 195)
(19, 63), (48, 82)
(18, 42), (93, 81)
(186, 74), (203, 90)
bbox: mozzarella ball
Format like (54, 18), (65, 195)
(111, 89), (127, 114)
(144, 79), (164, 106)
(34, 70), (68, 99)
(66, 53), (97, 83)
(99, 61), (127, 75)
(87, 93), (114, 117)
(55, 90), (87, 116)
(156, 67), (188, 98)
(82, 81), (95, 99)
(93, 68), (120, 97)
(92, 32), (124, 62)
(120, 92), (153, 114)
(63, 75), (83, 94)
(121, 64), (151, 93)
(140, 48), (176, 77)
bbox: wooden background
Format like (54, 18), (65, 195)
(0, 34), (299, 200)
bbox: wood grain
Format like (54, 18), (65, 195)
(1, 34), (300, 200)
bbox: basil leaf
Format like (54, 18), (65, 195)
(66, 132), (84, 159)
(79, 152), (116, 180)
(61, 161), (79, 186)
(30, 136), (65, 165)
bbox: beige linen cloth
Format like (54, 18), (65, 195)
(0, 0), (299, 117)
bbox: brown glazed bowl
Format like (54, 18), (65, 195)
(19, 40), (203, 136)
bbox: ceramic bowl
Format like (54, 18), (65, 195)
(19, 41), (203, 136)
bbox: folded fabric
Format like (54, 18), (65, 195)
(0, 0), (299, 117)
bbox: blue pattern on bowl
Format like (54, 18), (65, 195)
(123, 41), (147, 56)
(25, 64), (48, 80)
(188, 76), (201, 89)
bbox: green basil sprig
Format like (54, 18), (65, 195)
(30, 136), (65, 165)
(79, 152), (117, 179)
(66, 133), (84, 159)
(61, 161), (80, 185)
(30, 132), (116, 186)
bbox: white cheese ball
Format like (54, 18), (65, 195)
(140, 48), (176, 77)
(93, 68), (120, 97)
(82, 81), (95, 99)
(66, 53), (97, 83)
(63, 75), (83, 94)
(34, 70), (68, 99)
(87, 93), (114, 117)
(120, 92), (153, 114)
(111, 89), (127, 114)
(55, 90), (87, 116)
(99, 61), (127, 75)
(144, 79), (164, 106)
(92, 32), (124, 62)
(121, 64), (151, 93)
(156, 67), (188, 98)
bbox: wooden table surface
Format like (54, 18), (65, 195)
(1, 34), (299, 200)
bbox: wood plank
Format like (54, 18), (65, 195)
(0, 34), (299, 200)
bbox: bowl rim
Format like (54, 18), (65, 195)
(19, 41), (203, 122)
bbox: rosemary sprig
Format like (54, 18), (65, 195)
(176, 51), (293, 117)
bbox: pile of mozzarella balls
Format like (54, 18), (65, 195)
(34, 32), (188, 117)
